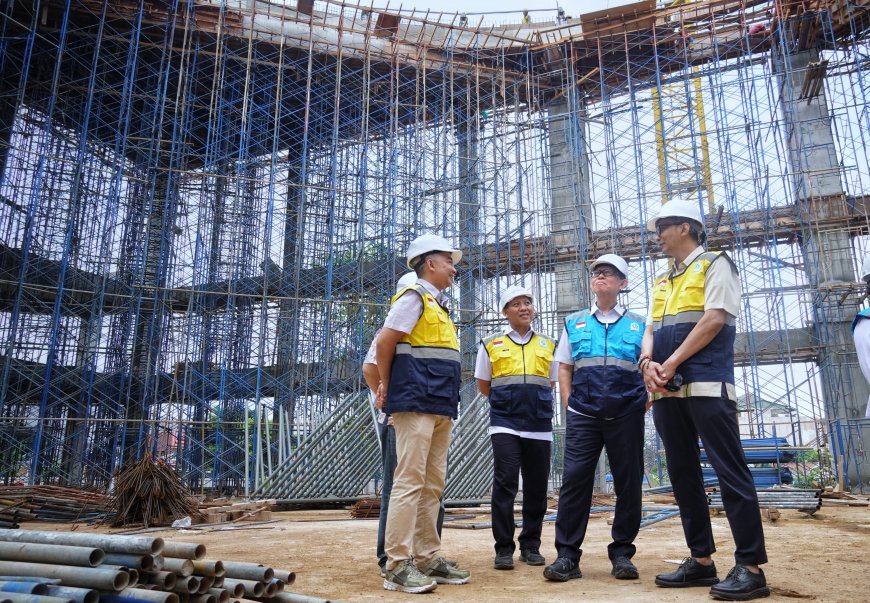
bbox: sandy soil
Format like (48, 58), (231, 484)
(92, 502), (870, 602)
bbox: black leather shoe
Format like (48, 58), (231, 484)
(494, 551), (513, 570)
(611, 556), (639, 580)
(710, 565), (770, 601)
(519, 549), (545, 566)
(655, 557), (719, 587)
(543, 557), (581, 581)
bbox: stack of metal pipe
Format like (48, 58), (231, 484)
(707, 488), (822, 514)
(0, 530), (331, 603)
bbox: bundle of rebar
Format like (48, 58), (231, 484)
(708, 488), (822, 514)
(109, 453), (204, 528)
(0, 529), (333, 603)
(349, 498), (380, 519)
(0, 485), (110, 523)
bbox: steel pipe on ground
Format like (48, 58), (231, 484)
(195, 577), (213, 594)
(141, 572), (176, 591)
(187, 595), (215, 603)
(0, 583), (48, 595)
(0, 532), (161, 556)
(2, 593), (73, 603)
(0, 562), (128, 591)
(221, 583), (242, 599)
(0, 544), (103, 569)
(102, 555), (154, 571)
(102, 588), (179, 603)
(220, 579), (262, 598)
(160, 560), (193, 578)
(160, 544), (205, 561)
(220, 563), (273, 583)
(205, 590), (228, 603)
(191, 561), (223, 578)
(170, 577), (199, 595)
(43, 587), (96, 603)
(271, 571), (294, 586)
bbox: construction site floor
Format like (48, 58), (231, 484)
(28, 504), (870, 601)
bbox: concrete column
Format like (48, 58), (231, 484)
(547, 83), (593, 425)
(778, 48), (870, 487)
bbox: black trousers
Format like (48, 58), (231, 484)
(490, 433), (551, 554)
(653, 394), (768, 565)
(554, 409), (645, 562)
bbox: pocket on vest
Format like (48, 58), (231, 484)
(426, 363), (457, 398)
(534, 346), (553, 376)
(536, 388), (554, 419)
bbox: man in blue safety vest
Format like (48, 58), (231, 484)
(851, 252), (870, 419)
(475, 285), (557, 571)
(641, 198), (769, 601)
(543, 254), (647, 583)
(376, 233), (471, 594)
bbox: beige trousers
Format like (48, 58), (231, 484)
(384, 411), (453, 569)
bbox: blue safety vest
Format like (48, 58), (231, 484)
(851, 307), (870, 335)
(564, 309), (646, 418)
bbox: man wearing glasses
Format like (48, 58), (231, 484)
(641, 199), (769, 601)
(543, 254), (647, 583)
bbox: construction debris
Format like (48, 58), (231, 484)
(0, 485), (110, 524)
(349, 498), (380, 520)
(0, 529), (333, 603)
(109, 452), (204, 528)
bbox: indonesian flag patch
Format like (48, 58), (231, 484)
(492, 340), (504, 347)
(576, 321), (586, 328)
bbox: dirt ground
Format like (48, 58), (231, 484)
(88, 501), (870, 602)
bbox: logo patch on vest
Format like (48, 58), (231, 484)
(630, 322), (640, 331)
(538, 338), (548, 347)
(694, 262), (703, 272)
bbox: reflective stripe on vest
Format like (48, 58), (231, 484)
(482, 332), (555, 432)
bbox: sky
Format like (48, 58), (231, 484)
(366, 0), (640, 24)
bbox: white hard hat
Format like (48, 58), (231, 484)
(590, 254), (628, 278)
(405, 234), (462, 269)
(861, 253), (870, 281)
(499, 285), (534, 312)
(647, 197), (705, 232)
(395, 271), (418, 293)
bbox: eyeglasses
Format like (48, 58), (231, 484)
(591, 268), (620, 278)
(655, 220), (685, 236)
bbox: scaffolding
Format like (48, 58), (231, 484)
(0, 0), (868, 497)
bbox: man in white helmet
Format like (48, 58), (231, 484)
(641, 199), (769, 601)
(376, 234), (470, 594)
(850, 253), (870, 419)
(362, 271), (424, 578)
(475, 285), (557, 571)
(543, 253), (647, 583)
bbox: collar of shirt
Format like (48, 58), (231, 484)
(590, 303), (625, 323)
(675, 245), (705, 273)
(502, 325), (534, 345)
(416, 278), (449, 307)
